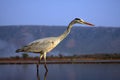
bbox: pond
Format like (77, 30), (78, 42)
(0, 64), (120, 80)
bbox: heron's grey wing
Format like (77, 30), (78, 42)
(26, 37), (60, 53)
(16, 39), (48, 53)
(17, 37), (60, 53)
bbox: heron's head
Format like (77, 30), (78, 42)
(73, 18), (94, 26)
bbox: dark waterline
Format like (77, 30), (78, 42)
(0, 64), (120, 80)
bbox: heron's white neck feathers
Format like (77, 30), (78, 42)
(59, 20), (75, 41)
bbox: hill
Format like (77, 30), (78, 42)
(0, 25), (120, 57)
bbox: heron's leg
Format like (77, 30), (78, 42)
(37, 54), (43, 67)
(44, 53), (48, 72)
(39, 54), (43, 64)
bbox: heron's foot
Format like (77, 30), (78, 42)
(37, 63), (39, 68)
(44, 64), (48, 72)
(36, 60), (40, 69)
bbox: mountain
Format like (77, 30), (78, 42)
(0, 25), (120, 57)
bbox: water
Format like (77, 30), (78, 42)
(0, 64), (120, 80)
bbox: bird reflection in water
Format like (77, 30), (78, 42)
(36, 64), (48, 80)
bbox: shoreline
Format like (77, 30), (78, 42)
(0, 58), (120, 64)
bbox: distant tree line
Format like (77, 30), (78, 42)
(10, 53), (120, 60)
(11, 53), (29, 59)
(71, 53), (120, 59)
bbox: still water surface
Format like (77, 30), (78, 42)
(0, 64), (120, 80)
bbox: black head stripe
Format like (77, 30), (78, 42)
(75, 18), (81, 20)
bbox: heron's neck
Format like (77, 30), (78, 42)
(59, 21), (75, 41)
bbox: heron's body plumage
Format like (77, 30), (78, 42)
(20, 37), (61, 53)
(16, 18), (94, 71)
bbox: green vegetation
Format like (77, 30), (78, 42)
(1, 53), (120, 64)
(47, 53), (120, 60)
(22, 53), (29, 58)
(80, 53), (120, 59)
(5, 53), (120, 60)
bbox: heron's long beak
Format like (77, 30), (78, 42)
(83, 21), (94, 26)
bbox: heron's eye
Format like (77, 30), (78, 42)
(80, 19), (84, 22)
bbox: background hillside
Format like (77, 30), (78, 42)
(0, 26), (120, 57)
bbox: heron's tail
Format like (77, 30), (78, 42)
(16, 46), (30, 53)
(16, 49), (23, 53)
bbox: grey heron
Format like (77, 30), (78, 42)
(16, 18), (94, 71)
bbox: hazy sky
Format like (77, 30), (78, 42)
(0, 0), (120, 27)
